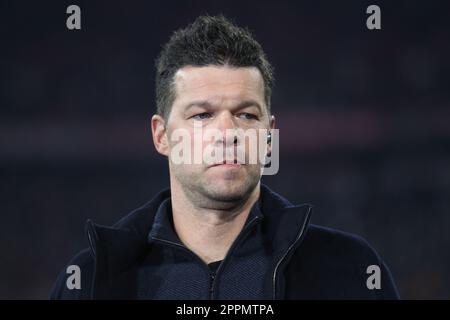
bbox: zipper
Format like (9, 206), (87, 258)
(208, 215), (261, 299)
(272, 205), (312, 299)
(151, 215), (262, 300)
(209, 271), (216, 299)
(86, 219), (98, 258)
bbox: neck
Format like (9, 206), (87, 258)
(170, 181), (260, 264)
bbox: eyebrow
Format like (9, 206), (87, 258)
(184, 99), (263, 113)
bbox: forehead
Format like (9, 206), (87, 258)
(172, 65), (265, 107)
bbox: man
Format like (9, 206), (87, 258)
(51, 15), (399, 299)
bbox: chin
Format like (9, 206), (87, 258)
(202, 178), (256, 202)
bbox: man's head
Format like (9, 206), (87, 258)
(151, 15), (276, 207)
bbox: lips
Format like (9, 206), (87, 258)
(210, 159), (244, 167)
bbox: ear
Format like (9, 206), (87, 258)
(151, 114), (169, 156)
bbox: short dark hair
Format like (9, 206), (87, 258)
(155, 15), (274, 120)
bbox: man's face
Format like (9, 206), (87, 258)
(153, 65), (274, 204)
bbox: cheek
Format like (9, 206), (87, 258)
(170, 163), (204, 182)
(239, 131), (268, 163)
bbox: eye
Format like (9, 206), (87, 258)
(237, 113), (258, 120)
(191, 112), (212, 120)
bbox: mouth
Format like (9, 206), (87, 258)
(209, 160), (245, 168)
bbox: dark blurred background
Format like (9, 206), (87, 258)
(1, 0), (449, 299)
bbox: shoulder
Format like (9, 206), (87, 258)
(285, 224), (400, 299)
(50, 248), (95, 300)
(303, 224), (380, 261)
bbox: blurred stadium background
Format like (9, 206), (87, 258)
(1, 0), (449, 299)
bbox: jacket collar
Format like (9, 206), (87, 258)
(147, 198), (180, 244)
(85, 184), (313, 281)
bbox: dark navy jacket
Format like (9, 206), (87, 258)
(50, 185), (399, 299)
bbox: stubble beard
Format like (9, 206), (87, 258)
(170, 162), (261, 211)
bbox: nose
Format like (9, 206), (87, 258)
(215, 111), (238, 146)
